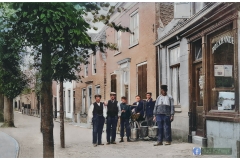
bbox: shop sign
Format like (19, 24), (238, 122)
(212, 36), (234, 53)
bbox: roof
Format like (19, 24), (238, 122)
(154, 2), (222, 46)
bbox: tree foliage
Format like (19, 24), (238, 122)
(0, 3), (28, 99)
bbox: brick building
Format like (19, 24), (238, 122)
(73, 2), (174, 123)
(74, 29), (107, 123)
(105, 2), (174, 103)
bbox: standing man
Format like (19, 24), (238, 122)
(104, 92), (121, 144)
(119, 96), (132, 142)
(132, 95), (144, 122)
(144, 92), (155, 126)
(153, 85), (174, 146)
(89, 95), (105, 147)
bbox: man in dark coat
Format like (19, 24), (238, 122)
(144, 92), (155, 126)
(131, 95), (144, 122)
(104, 92), (121, 144)
(89, 95), (105, 147)
(119, 96), (132, 142)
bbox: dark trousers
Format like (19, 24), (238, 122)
(146, 115), (153, 126)
(92, 115), (105, 144)
(106, 116), (118, 142)
(120, 118), (130, 138)
(156, 114), (172, 142)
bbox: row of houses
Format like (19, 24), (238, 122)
(14, 2), (240, 157)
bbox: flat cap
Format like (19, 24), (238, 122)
(110, 92), (116, 95)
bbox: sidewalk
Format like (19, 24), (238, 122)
(0, 130), (19, 158)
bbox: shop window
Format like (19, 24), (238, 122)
(194, 39), (202, 61)
(169, 46), (180, 105)
(211, 30), (235, 111)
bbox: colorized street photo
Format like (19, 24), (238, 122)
(0, 1), (239, 159)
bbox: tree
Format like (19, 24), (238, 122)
(0, 94), (4, 122)
(9, 2), (132, 157)
(0, 3), (28, 127)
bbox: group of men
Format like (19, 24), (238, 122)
(89, 85), (175, 147)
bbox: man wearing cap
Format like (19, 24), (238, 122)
(89, 95), (105, 147)
(104, 92), (121, 144)
(153, 85), (174, 146)
(144, 92), (155, 126)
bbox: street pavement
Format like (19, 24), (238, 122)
(0, 112), (233, 158)
(0, 129), (19, 158)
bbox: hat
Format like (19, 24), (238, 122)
(161, 85), (168, 91)
(110, 92), (116, 95)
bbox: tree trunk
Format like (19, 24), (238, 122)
(3, 96), (14, 127)
(60, 79), (65, 148)
(0, 94), (4, 122)
(41, 40), (54, 158)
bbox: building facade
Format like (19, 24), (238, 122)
(155, 2), (240, 157)
(105, 2), (174, 103)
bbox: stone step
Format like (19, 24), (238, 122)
(192, 135), (203, 146)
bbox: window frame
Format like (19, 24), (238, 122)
(167, 43), (181, 107)
(129, 10), (139, 48)
(92, 54), (97, 75)
(95, 85), (101, 95)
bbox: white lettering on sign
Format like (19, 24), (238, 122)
(212, 36), (234, 53)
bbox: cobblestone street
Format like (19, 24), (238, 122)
(0, 112), (233, 158)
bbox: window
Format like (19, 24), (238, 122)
(169, 46), (180, 105)
(92, 54), (96, 74)
(194, 39), (202, 61)
(85, 64), (88, 77)
(115, 29), (122, 53)
(82, 88), (86, 114)
(130, 11), (139, 46)
(210, 29), (235, 111)
(87, 86), (92, 112)
(68, 90), (71, 113)
(192, 2), (207, 15)
(95, 85), (100, 95)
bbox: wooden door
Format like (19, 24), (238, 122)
(193, 63), (204, 136)
(138, 64), (147, 99)
(111, 74), (117, 92)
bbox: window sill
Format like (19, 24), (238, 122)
(129, 42), (139, 49)
(114, 51), (121, 56)
(174, 105), (182, 113)
(204, 110), (239, 123)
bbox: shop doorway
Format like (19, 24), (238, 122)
(192, 62), (203, 137)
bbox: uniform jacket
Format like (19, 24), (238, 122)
(144, 98), (155, 117)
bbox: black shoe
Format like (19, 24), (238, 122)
(111, 141), (116, 144)
(127, 138), (132, 142)
(106, 142), (110, 145)
(119, 137), (124, 142)
(98, 143), (104, 145)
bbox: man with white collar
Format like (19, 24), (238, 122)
(153, 85), (174, 146)
(89, 94), (105, 147)
(104, 92), (121, 144)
